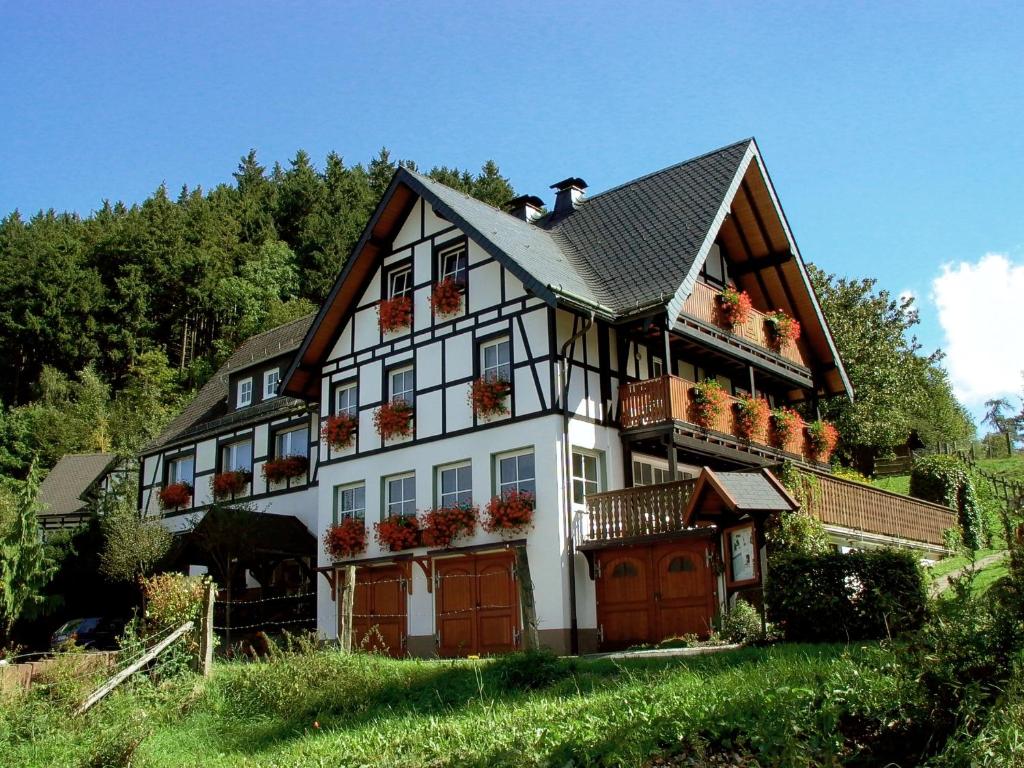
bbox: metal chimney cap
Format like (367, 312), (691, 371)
(550, 177), (588, 191)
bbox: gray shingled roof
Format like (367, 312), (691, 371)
(545, 139), (751, 315)
(38, 453), (115, 517)
(716, 471), (795, 511)
(143, 314), (315, 454)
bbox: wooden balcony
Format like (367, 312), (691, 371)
(618, 375), (817, 464)
(585, 479), (697, 541)
(680, 281), (811, 370)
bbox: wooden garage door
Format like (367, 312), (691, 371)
(435, 552), (520, 657)
(349, 565), (407, 657)
(596, 539), (715, 650)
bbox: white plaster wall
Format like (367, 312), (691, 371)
(391, 199), (422, 249)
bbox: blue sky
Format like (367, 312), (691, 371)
(2, 1), (1022, 419)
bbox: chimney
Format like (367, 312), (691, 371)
(551, 177), (587, 217)
(505, 194), (545, 223)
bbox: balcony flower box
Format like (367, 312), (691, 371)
(377, 295), (413, 334)
(321, 412), (358, 450)
(765, 310), (801, 351)
(375, 514), (421, 551)
(422, 504), (478, 547)
(715, 287), (752, 328)
(374, 400), (414, 440)
(158, 482), (193, 510)
(324, 517), (367, 560)
(806, 419), (839, 463)
(211, 470), (251, 500)
(429, 278), (463, 318)
(469, 377), (511, 418)
(769, 407), (802, 450)
(689, 379), (729, 430)
(483, 490), (535, 534)
(734, 397), (770, 443)
(261, 455), (309, 483)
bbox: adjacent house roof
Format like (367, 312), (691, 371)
(143, 314), (315, 454)
(38, 452), (116, 517)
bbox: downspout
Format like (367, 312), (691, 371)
(559, 310), (594, 656)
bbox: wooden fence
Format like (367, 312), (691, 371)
(586, 479), (697, 541)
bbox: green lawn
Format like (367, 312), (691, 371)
(870, 474), (910, 496)
(2, 643), (930, 768)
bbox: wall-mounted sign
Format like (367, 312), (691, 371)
(724, 523), (759, 587)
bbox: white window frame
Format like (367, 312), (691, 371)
(334, 482), (366, 522)
(480, 337), (511, 383)
(221, 439), (253, 473)
(388, 265), (413, 299)
(496, 449), (535, 498)
(437, 462), (472, 508)
(275, 425), (309, 459)
(168, 455), (194, 487)
(571, 449), (601, 505)
(438, 242), (468, 286)
(390, 366), (414, 406)
(384, 472), (416, 519)
(264, 369), (280, 399)
(237, 377), (253, 408)
(334, 382), (358, 416)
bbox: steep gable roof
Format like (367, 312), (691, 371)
(38, 452), (116, 517)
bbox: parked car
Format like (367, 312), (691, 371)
(50, 617), (126, 650)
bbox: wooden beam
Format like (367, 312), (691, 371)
(514, 546), (540, 651)
(730, 250), (794, 276)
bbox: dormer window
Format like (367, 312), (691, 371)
(237, 377), (253, 408)
(438, 241), (468, 287)
(388, 264), (413, 299)
(264, 369), (280, 399)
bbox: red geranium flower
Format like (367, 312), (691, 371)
(262, 455), (309, 483)
(469, 377), (511, 417)
(429, 278), (463, 318)
(378, 295), (413, 334)
(321, 413), (358, 450)
(483, 490), (535, 534)
(375, 514), (421, 551)
(158, 482), (192, 510)
(211, 470), (251, 499)
(324, 517), (367, 559)
(374, 400), (414, 440)
(422, 504), (478, 547)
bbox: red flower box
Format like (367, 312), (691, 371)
(430, 278), (463, 318)
(689, 379), (729, 430)
(765, 310), (801, 351)
(483, 490), (535, 534)
(734, 397), (770, 443)
(378, 295), (413, 334)
(374, 400), (414, 440)
(321, 413), (358, 450)
(769, 407), (802, 450)
(806, 420), (839, 463)
(469, 377), (511, 418)
(158, 482), (192, 510)
(324, 518), (367, 559)
(422, 504), (478, 547)
(261, 455), (309, 483)
(374, 514), (421, 551)
(715, 287), (752, 328)
(211, 470), (251, 499)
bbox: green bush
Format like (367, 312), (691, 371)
(766, 548), (928, 642)
(489, 648), (575, 691)
(718, 598), (764, 644)
(910, 455), (984, 550)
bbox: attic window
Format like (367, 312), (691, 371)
(438, 242), (468, 286)
(237, 377), (253, 408)
(388, 265), (413, 300)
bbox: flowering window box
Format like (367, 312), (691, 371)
(261, 455), (309, 483)
(469, 377), (511, 418)
(422, 504), (478, 547)
(715, 287), (752, 328)
(374, 514), (421, 552)
(429, 278), (464, 319)
(733, 397), (770, 443)
(769, 407), (802, 450)
(806, 420), (839, 463)
(374, 400), (414, 440)
(324, 518), (367, 560)
(322, 413), (358, 450)
(765, 310), (801, 352)
(483, 490), (535, 534)
(378, 295), (413, 334)
(211, 470), (251, 500)
(158, 482), (193, 510)
(689, 379), (729, 430)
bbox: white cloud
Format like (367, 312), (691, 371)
(931, 253), (1024, 406)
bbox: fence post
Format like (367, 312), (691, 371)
(339, 565), (356, 653)
(197, 579), (215, 676)
(514, 546), (540, 651)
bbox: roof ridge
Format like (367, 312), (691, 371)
(237, 311), (317, 342)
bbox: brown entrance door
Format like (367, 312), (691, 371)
(596, 539), (716, 650)
(435, 552), (520, 657)
(350, 565), (407, 657)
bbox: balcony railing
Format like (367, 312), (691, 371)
(618, 374), (816, 462)
(681, 281), (811, 369)
(586, 479), (697, 541)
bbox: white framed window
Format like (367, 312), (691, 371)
(496, 450), (535, 498)
(632, 459), (688, 487)
(480, 337), (511, 382)
(275, 425), (309, 458)
(651, 357), (664, 378)
(438, 242), (468, 286)
(390, 366), (414, 406)
(334, 482), (366, 521)
(222, 439), (253, 473)
(571, 450), (601, 505)
(437, 462), (472, 508)
(334, 382), (358, 416)
(168, 455), (194, 486)
(264, 369), (280, 399)
(388, 265), (413, 299)
(237, 377), (253, 408)
(385, 473), (416, 518)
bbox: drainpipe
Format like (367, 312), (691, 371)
(559, 310), (594, 656)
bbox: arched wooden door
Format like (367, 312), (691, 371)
(350, 565), (407, 657)
(652, 541), (715, 639)
(595, 549), (653, 650)
(435, 552), (519, 657)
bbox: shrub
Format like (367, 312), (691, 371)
(489, 648), (575, 691)
(377, 295), (412, 333)
(769, 407), (802, 449)
(211, 470), (250, 499)
(765, 510), (831, 558)
(719, 598), (764, 644)
(321, 412), (357, 449)
(733, 397), (770, 442)
(766, 549), (927, 642)
(261, 455), (308, 483)
(158, 482), (192, 510)
(805, 419), (839, 462)
(716, 286), (752, 327)
(422, 504), (478, 547)
(483, 490), (534, 533)
(764, 310), (801, 350)
(469, 377), (511, 417)
(324, 518), (367, 559)
(374, 400), (414, 440)
(689, 379), (729, 430)
(429, 278), (463, 318)
(374, 514), (420, 551)
(910, 455), (984, 550)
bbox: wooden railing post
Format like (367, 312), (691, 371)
(197, 579), (215, 676)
